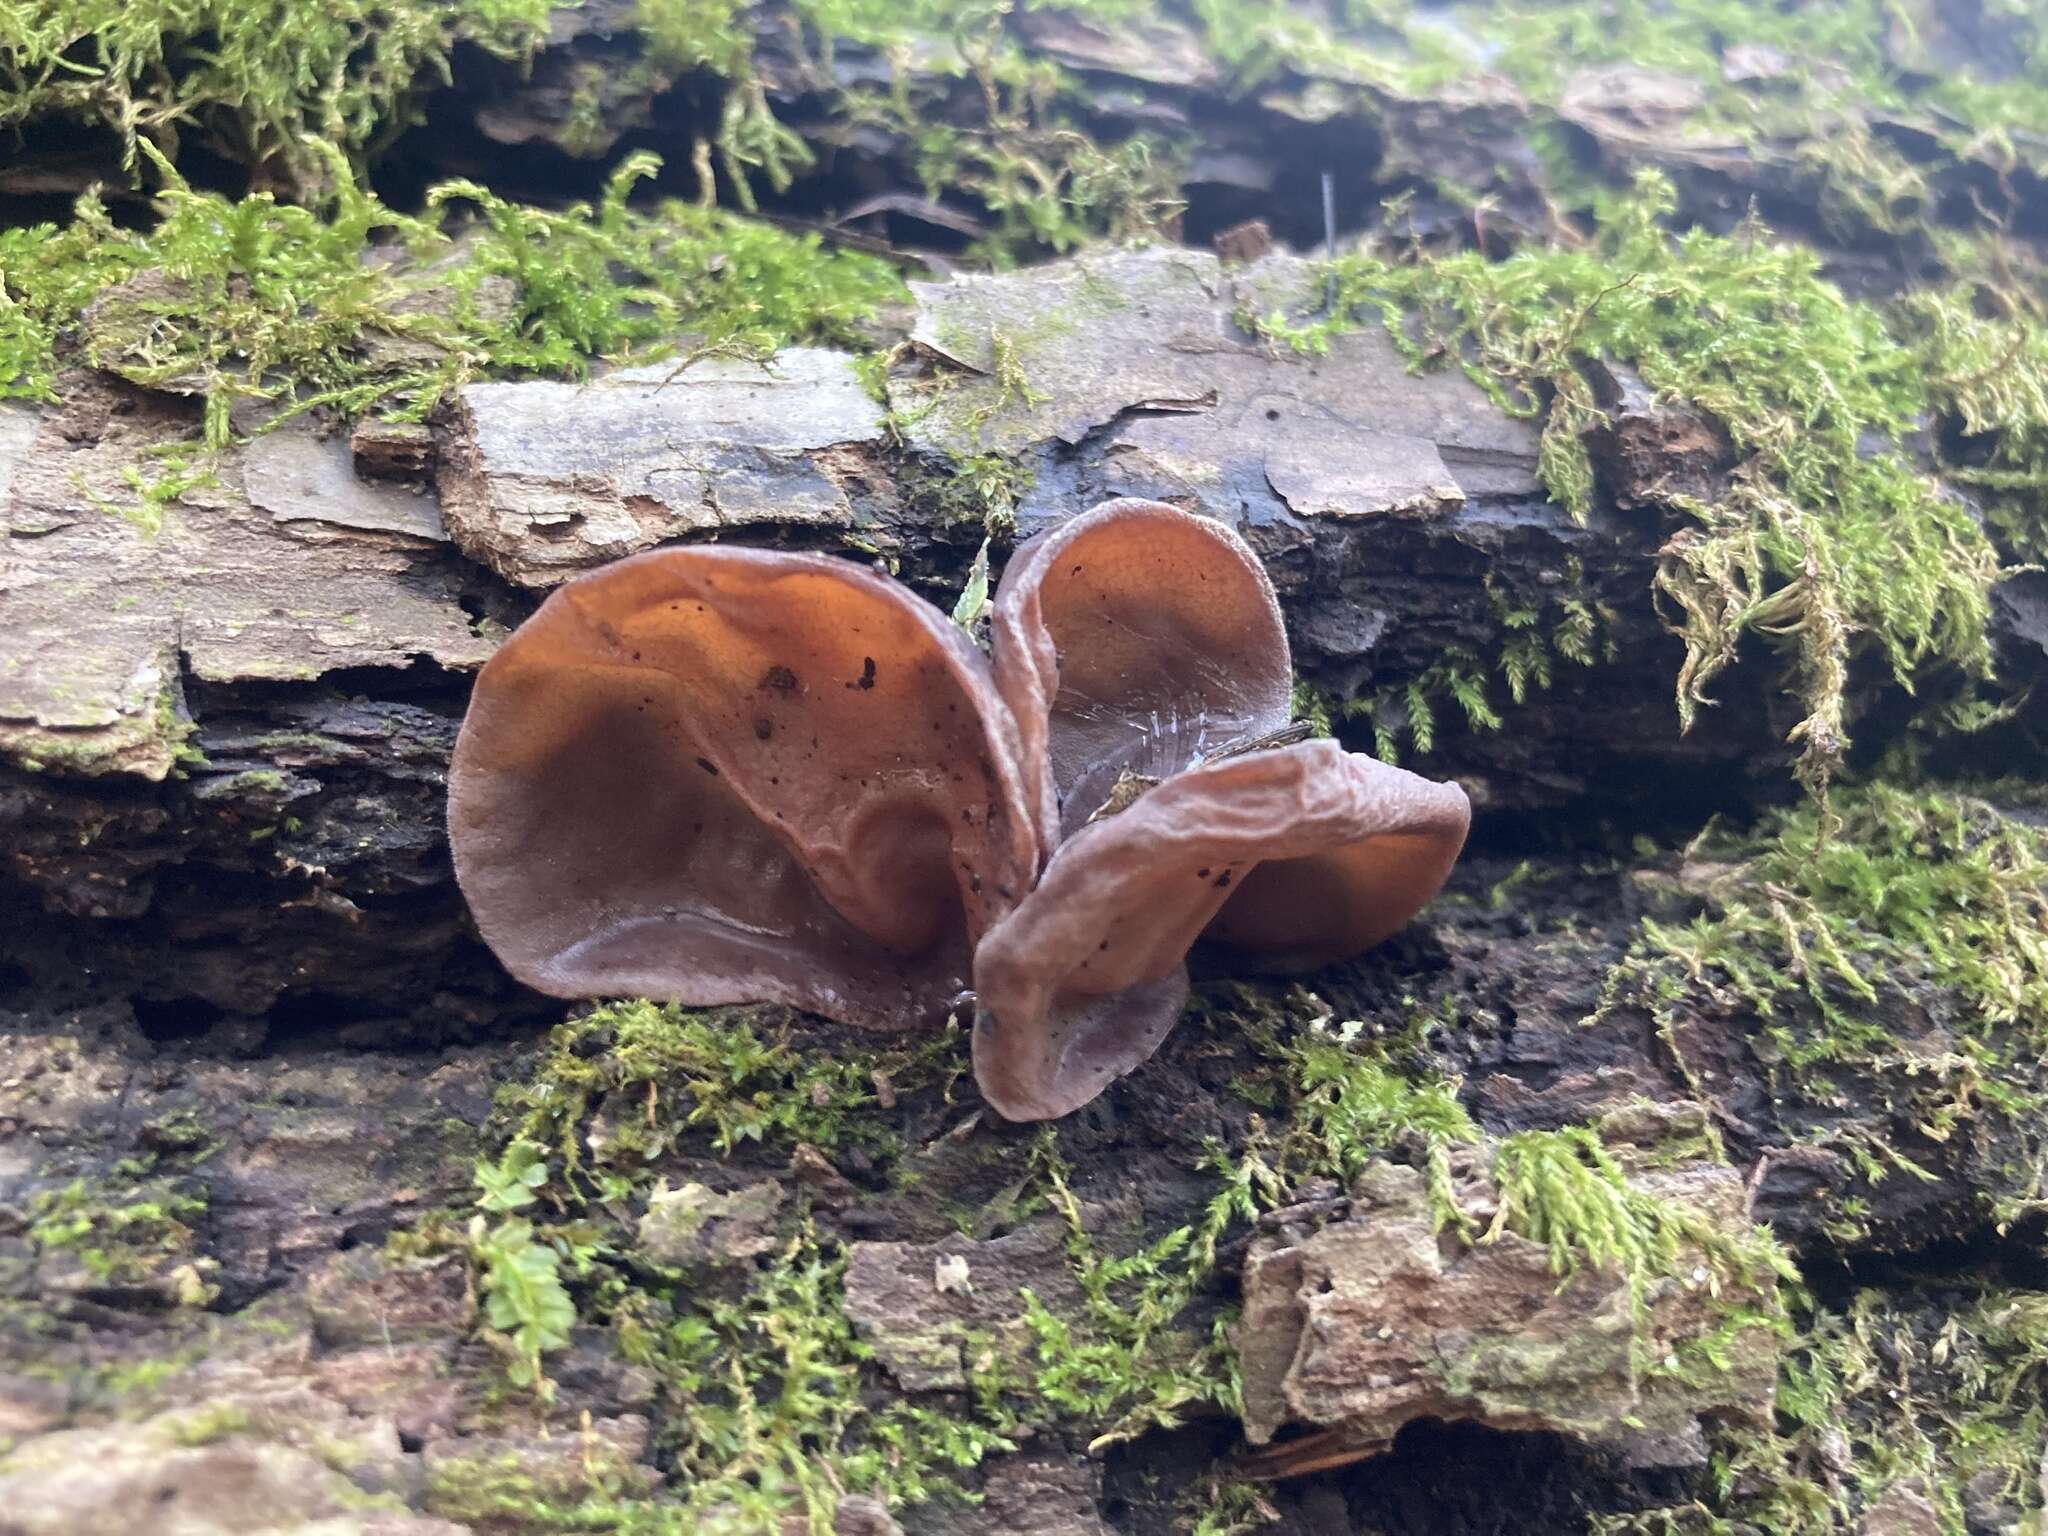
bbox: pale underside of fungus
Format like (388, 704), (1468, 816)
(448, 498), (1471, 1121)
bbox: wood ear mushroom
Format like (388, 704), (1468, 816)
(449, 500), (1470, 1121)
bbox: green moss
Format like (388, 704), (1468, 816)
(165, 1404), (253, 1448)
(153, 676), (205, 773)
(1486, 1126), (1792, 1296)
(1249, 173), (2003, 795)
(0, 1), (559, 195)
(423, 1438), (669, 1530)
(25, 1174), (212, 1296)
(1218, 989), (1476, 1188)
(139, 1109), (219, 1161)
(636, 0), (752, 75)
(927, 450), (1034, 539)
(1020, 1132), (1266, 1447)
(1615, 785), (2048, 1071)
(1895, 275), (2048, 559)
(94, 1355), (187, 1398)
(1598, 784), (2048, 1236)
(776, 4), (1187, 262)
(787, 0), (2041, 249)
(1189, 1479), (1284, 1536)
(629, 1223), (1014, 1529)
(1271, 1013), (1473, 1207)
(449, 1115), (1014, 1526)
(0, 150), (904, 426)
(1473, 0), (2048, 169)
(1601, 1284), (2048, 1535)
(1222, 988), (1793, 1296)
(499, 1000), (962, 1181)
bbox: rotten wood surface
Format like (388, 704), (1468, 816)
(1, 223), (2043, 1536)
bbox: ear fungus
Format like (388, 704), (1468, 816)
(971, 741), (1469, 1121)
(989, 498), (1295, 838)
(447, 545), (1041, 1031)
(448, 499), (1471, 1122)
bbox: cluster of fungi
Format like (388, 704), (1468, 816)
(448, 499), (1470, 1120)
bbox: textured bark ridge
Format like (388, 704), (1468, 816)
(1235, 1151), (1775, 1470)
(2, 387), (489, 782)
(437, 349), (890, 588)
(889, 247), (1801, 816)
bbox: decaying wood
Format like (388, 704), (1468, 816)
(3, 73), (2046, 1527)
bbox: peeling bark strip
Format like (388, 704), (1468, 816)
(1, 381), (492, 781)
(896, 247), (1536, 507)
(1235, 1157), (1776, 1474)
(885, 245), (1791, 810)
(435, 349), (888, 588)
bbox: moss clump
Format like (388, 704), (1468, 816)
(1019, 1132), (1269, 1448)
(164, 1404), (255, 1448)
(1600, 1283), (2048, 1535)
(1260, 1005), (1790, 1296)
(1250, 172), (2003, 795)
(1300, 563), (1616, 764)
(780, 3), (1190, 260)
(1617, 785), (2048, 1073)
(25, 1174), (213, 1300)
(1487, 1125), (1793, 1305)
(1479, 0), (2042, 132)
(0, 150), (904, 428)
(0, 0), (559, 195)
(627, 1224), (1014, 1530)
(445, 1004), (1013, 1530)
(1599, 784), (2048, 1235)
(1895, 273), (2048, 559)
(1252, 1004), (1479, 1227)
(497, 999), (962, 1181)
(451, 985), (1791, 1526)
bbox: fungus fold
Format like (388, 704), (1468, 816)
(450, 499), (1470, 1121)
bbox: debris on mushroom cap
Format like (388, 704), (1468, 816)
(971, 741), (1469, 1122)
(989, 497), (1295, 843)
(446, 543), (1040, 1032)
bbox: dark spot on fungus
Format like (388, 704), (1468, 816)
(696, 757), (719, 776)
(754, 718), (774, 740)
(760, 665), (798, 691)
(1213, 869), (1232, 889)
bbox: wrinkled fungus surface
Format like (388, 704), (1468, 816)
(450, 499), (1470, 1120)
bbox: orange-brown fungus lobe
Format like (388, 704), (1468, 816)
(990, 497), (1294, 841)
(970, 502), (1469, 1122)
(447, 500), (1470, 1124)
(448, 546), (1037, 1031)
(972, 741), (1468, 1121)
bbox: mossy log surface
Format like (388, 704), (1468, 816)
(5, 5), (2048, 1535)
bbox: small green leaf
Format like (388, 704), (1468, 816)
(952, 538), (992, 629)
(474, 1139), (548, 1213)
